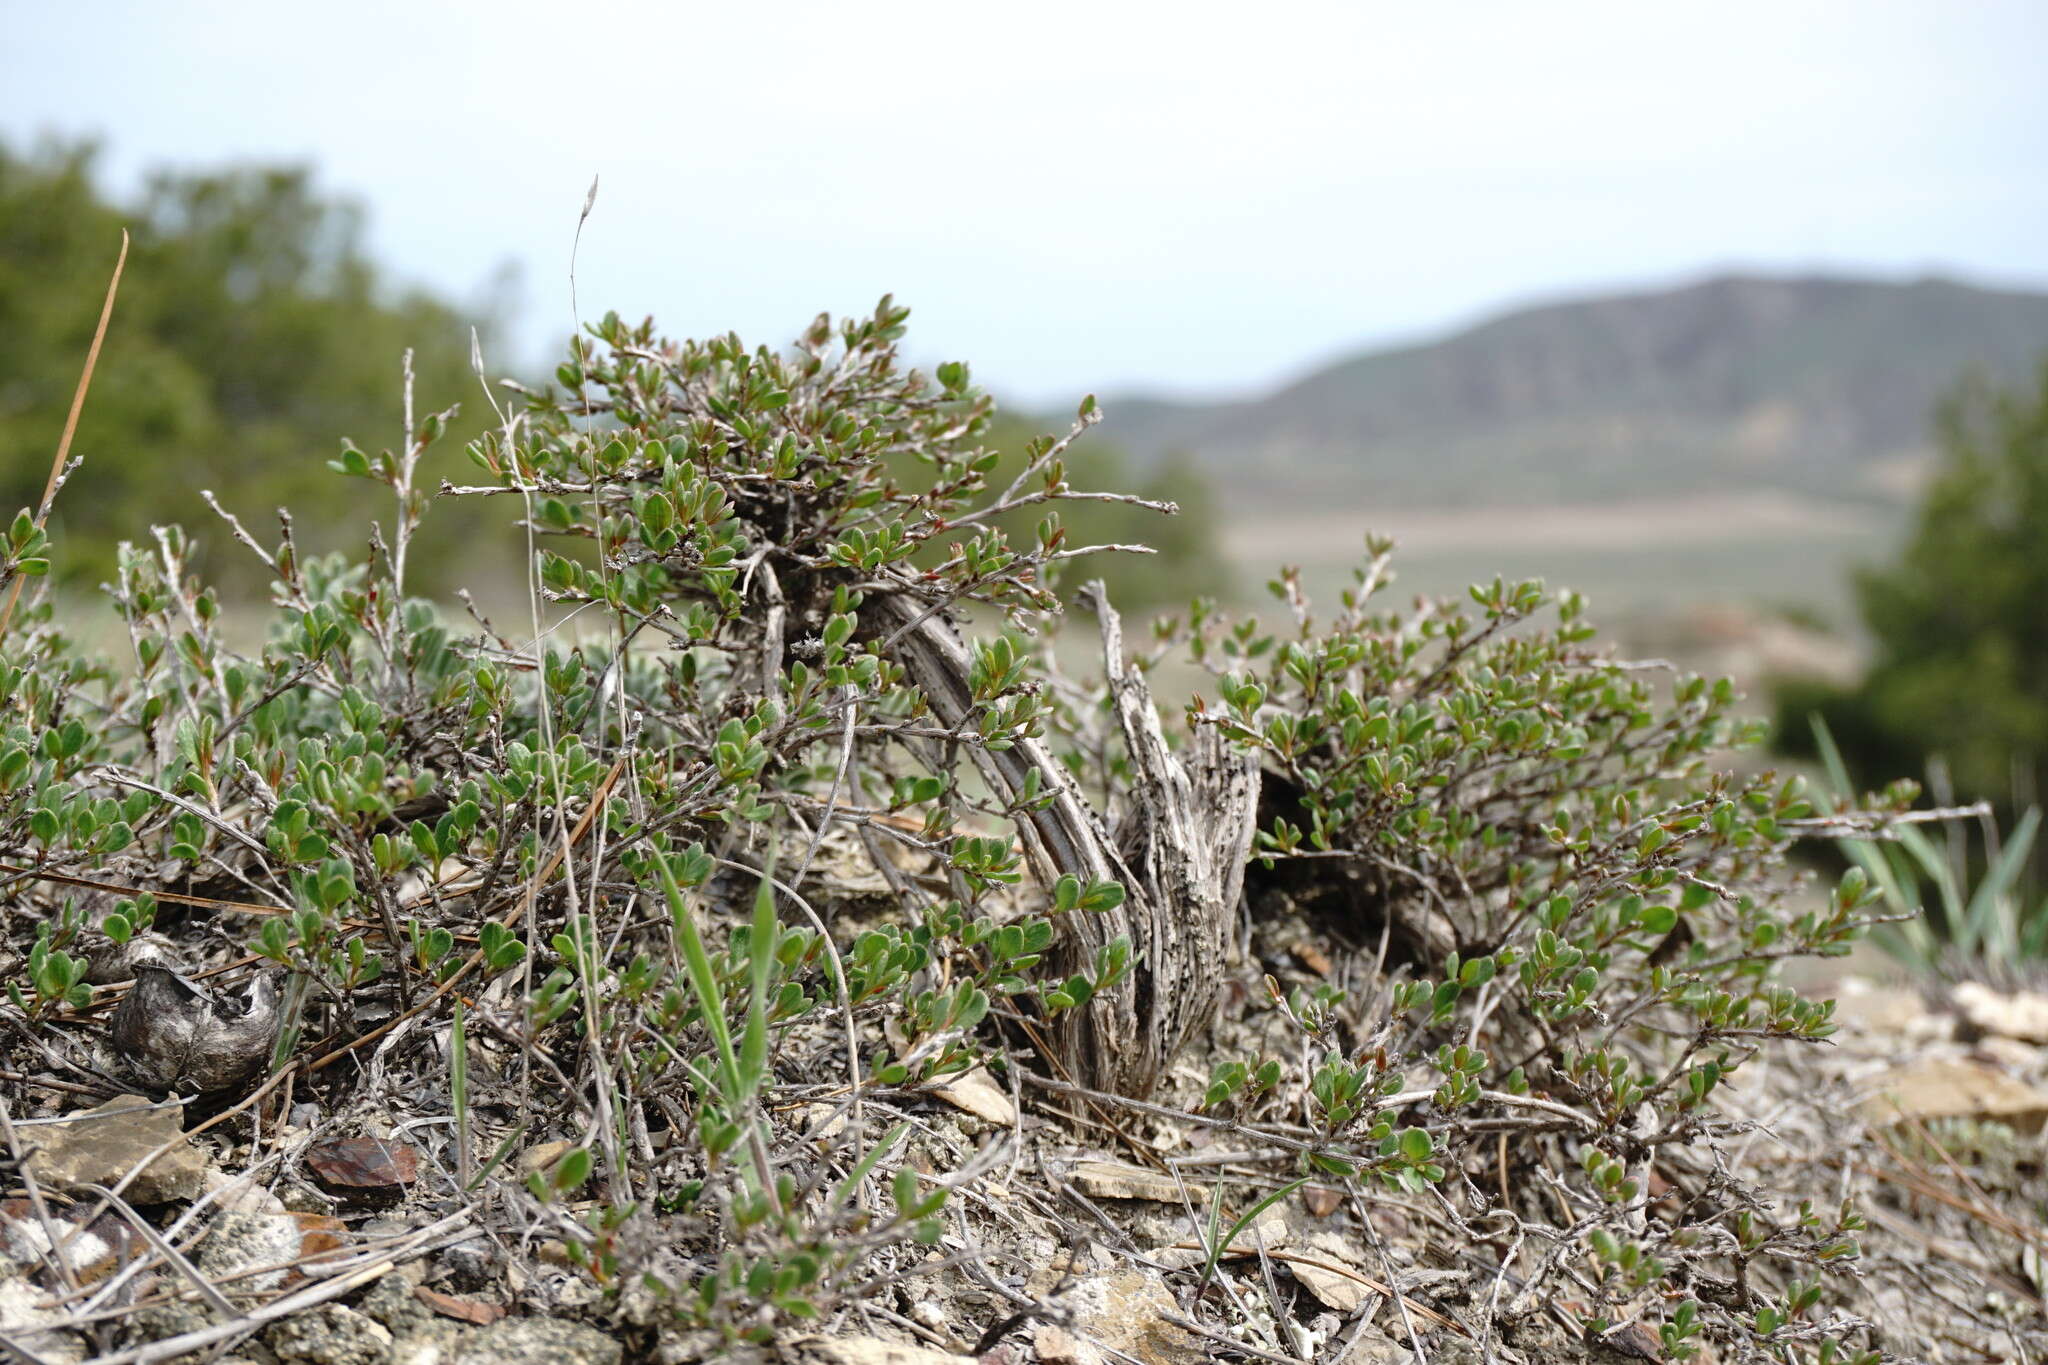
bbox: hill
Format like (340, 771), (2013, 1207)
(1094, 273), (2048, 514)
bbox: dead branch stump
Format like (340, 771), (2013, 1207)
(873, 586), (1258, 1097)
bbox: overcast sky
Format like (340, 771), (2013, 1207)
(4, 1), (2045, 405)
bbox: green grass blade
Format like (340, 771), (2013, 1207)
(451, 1000), (472, 1189)
(1812, 714), (1913, 911)
(1964, 806), (2038, 965)
(737, 859), (779, 1107)
(2021, 886), (2048, 958)
(1895, 823), (1967, 946)
(828, 1120), (910, 1211)
(1200, 1175), (1309, 1290)
(656, 846), (739, 1098)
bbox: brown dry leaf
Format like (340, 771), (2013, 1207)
(291, 1212), (350, 1261)
(416, 1285), (507, 1325)
(277, 1212), (351, 1288)
(306, 1136), (420, 1189)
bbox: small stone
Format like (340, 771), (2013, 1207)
(203, 1165), (286, 1215)
(1975, 1035), (2044, 1074)
(438, 1233), (496, 1292)
(802, 1104), (849, 1142)
(515, 1140), (577, 1179)
(358, 1266), (475, 1365)
(1953, 982), (2048, 1044)
(19, 1096), (206, 1203)
(928, 1067), (1017, 1126)
(198, 1210), (316, 1294)
(790, 1336), (976, 1365)
(1831, 977), (1937, 1038)
(265, 1304), (394, 1365)
(1301, 1185), (1343, 1217)
(1031, 1270), (1202, 1365)
(359, 1264), (434, 1332)
(1066, 1160), (1205, 1204)
(1859, 1057), (2048, 1133)
(453, 1316), (621, 1365)
(1, 1198), (142, 1281)
(0, 1268), (87, 1363)
(1287, 1234), (1377, 1313)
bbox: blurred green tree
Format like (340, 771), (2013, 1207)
(1778, 361), (2048, 807)
(976, 413), (1228, 615)
(0, 138), (509, 589)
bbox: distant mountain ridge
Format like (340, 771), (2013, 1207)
(1090, 274), (2048, 511)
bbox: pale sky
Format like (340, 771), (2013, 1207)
(4, 0), (2045, 405)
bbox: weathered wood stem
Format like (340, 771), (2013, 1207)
(873, 586), (1258, 1097)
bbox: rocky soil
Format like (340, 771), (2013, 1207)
(5, 938), (2044, 1365)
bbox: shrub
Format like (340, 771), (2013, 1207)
(1164, 549), (1883, 1359)
(1779, 362), (2048, 829)
(0, 298), (1899, 1360)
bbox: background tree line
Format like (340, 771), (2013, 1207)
(5, 134), (2043, 917)
(0, 138), (1222, 613)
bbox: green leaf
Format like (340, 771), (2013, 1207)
(656, 849), (738, 1100)
(551, 1146), (592, 1192)
(737, 861), (780, 1106)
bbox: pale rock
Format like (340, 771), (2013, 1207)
(1287, 1233), (1379, 1314)
(0, 1269), (86, 1363)
(359, 1264), (472, 1365)
(514, 1140), (577, 1179)
(198, 1210), (312, 1294)
(1858, 1057), (2048, 1133)
(1066, 1159), (1206, 1205)
(928, 1067), (1016, 1126)
(265, 1304), (395, 1365)
(1953, 982), (2048, 1044)
(1830, 977), (1938, 1038)
(453, 1316), (621, 1365)
(803, 1104), (849, 1142)
(788, 1335), (976, 1365)
(1976, 1035), (2045, 1075)
(0, 1199), (132, 1279)
(19, 1096), (207, 1203)
(204, 1165), (287, 1215)
(1030, 1269), (1201, 1365)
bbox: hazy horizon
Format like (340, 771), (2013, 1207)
(5, 1), (2044, 406)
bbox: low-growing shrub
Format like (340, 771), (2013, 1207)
(1165, 553), (1884, 1357)
(0, 298), (1909, 1360)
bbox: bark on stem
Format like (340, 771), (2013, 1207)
(870, 585), (1258, 1097)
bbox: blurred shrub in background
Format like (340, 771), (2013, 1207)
(978, 414), (1227, 613)
(1779, 362), (2048, 808)
(0, 140), (1225, 612)
(1777, 361), (2048, 960)
(0, 137), (508, 589)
